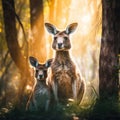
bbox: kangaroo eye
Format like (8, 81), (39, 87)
(54, 37), (57, 40)
(36, 70), (39, 73)
(43, 70), (46, 74)
(64, 37), (68, 40)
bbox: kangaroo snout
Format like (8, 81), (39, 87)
(58, 43), (63, 49)
(38, 70), (44, 79)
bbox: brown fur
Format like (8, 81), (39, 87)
(26, 57), (52, 111)
(49, 51), (85, 103)
(45, 23), (85, 104)
(52, 51), (76, 98)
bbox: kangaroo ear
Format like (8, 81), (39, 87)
(45, 58), (53, 68)
(45, 23), (58, 35)
(29, 56), (39, 68)
(66, 23), (78, 35)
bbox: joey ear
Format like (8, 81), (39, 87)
(29, 56), (39, 68)
(45, 58), (53, 68)
(66, 23), (78, 34)
(45, 23), (58, 35)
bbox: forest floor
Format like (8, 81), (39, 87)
(0, 99), (120, 120)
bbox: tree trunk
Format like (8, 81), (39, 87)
(99, 0), (120, 99)
(2, 0), (28, 71)
(29, 0), (46, 63)
(2, 0), (30, 108)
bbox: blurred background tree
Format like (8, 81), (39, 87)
(29, 0), (46, 62)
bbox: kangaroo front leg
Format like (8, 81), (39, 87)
(32, 95), (38, 111)
(52, 81), (58, 103)
(45, 99), (50, 111)
(72, 80), (77, 101)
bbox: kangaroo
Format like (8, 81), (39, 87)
(27, 56), (53, 111)
(45, 23), (85, 104)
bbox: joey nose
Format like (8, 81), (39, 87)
(58, 43), (63, 49)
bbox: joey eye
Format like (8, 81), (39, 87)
(36, 70), (39, 73)
(64, 37), (68, 40)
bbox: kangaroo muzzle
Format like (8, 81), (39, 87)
(37, 70), (44, 79)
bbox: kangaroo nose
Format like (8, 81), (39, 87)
(39, 75), (44, 79)
(58, 43), (62, 49)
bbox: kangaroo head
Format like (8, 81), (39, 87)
(29, 56), (53, 81)
(45, 23), (78, 51)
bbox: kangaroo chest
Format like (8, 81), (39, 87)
(52, 61), (76, 78)
(56, 64), (70, 72)
(52, 61), (76, 99)
(34, 82), (49, 97)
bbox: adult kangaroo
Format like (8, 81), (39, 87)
(45, 23), (85, 104)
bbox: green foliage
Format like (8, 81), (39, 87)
(0, 102), (90, 120)
(0, 96), (120, 120)
(89, 98), (120, 120)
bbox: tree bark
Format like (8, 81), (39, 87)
(2, 0), (30, 108)
(2, 0), (28, 71)
(99, 0), (120, 99)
